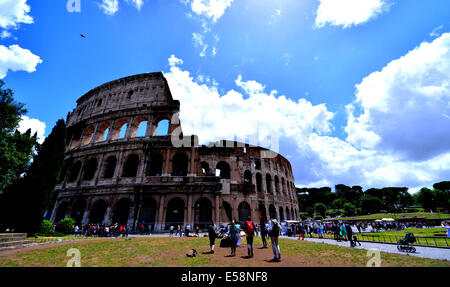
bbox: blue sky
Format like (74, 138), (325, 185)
(1, 0), (449, 192)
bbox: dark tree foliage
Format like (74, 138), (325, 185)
(0, 80), (37, 194)
(2, 119), (66, 233)
(360, 195), (382, 214)
(433, 181), (450, 192)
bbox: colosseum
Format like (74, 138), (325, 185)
(50, 72), (299, 231)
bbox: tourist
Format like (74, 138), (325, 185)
(243, 216), (255, 258)
(268, 219), (281, 262)
(235, 221), (242, 247)
(207, 221), (216, 254)
(228, 220), (239, 257)
(195, 225), (200, 237)
(345, 223), (354, 247)
(298, 224), (305, 240)
(260, 220), (268, 248)
(340, 223), (347, 241)
(169, 225), (174, 236)
(186, 224), (191, 237)
(441, 221), (450, 238)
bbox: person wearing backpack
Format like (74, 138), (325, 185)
(243, 216), (255, 258)
(268, 219), (281, 262)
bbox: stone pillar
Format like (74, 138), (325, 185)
(104, 207), (113, 225)
(156, 194), (166, 231)
(215, 194), (220, 224)
(81, 209), (90, 225)
(163, 149), (171, 176)
(188, 149), (196, 176)
(127, 206), (135, 228)
(187, 193), (193, 226)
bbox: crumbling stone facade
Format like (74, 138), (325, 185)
(50, 72), (299, 231)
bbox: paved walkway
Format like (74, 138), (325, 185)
(282, 235), (450, 261)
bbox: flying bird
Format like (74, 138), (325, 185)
(80, 34), (86, 38)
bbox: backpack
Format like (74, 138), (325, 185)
(269, 222), (280, 237)
(246, 221), (254, 233)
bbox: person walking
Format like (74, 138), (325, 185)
(243, 216), (255, 258)
(228, 220), (239, 257)
(260, 220), (268, 248)
(345, 223), (354, 247)
(268, 219), (281, 262)
(207, 221), (216, 254)
(340, 223), (347, 241)
(298, 224), (305, 240)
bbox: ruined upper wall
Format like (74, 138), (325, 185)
(66, 72), (179, 127)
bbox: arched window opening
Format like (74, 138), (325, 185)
(238, 202), (251, 222)
(82, 158), (98, 181)
(256, 173), (262, 193)
(286, 207), (290, 221)
(95, 123), (110, 142)
(194, 197), (212, 229)
(266, 174), (272, 194)
(166, 197), (185, 227)
(112, 198), (130, 225)
(216, 161), (230, 179)
(138, 197), (157, 229)
(103, 127), (110, 141)
(269, 204), (277, 220)
(200, 161), (210, 176)
(258, 203), (267, 222)
(71, 199), (86, 225)
(89, 200), (107, 224)
(102, 156), (117, 178)
(146, 152), (163, 176)
(275, 176), (280, 193)
(81, 126), (95, 146)
(154, 119), (169, 136)
(122, 154), (139, 177)
(254, 159), (261, 170)
(136, 121), (147, 137)
(55, 202), (68, 223)
(243, 170), (252, 184)
(172, 153), (188, 176)
(67, 161), (82, 182)
(279, 207), (284, 222)
(119, 123), (127, 139)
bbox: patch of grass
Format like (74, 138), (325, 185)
(334, 212), (449, 221)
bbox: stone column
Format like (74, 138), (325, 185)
(215, 194), (220, 224)
(104, 207), (113, 225)
(156, 194), (166, 231)
(163, 149), (171, 176)
(81, 209), (90, 225)
(187, 193), (193, 226)
(188, 149), (196, 176)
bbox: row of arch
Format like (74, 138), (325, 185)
(70, 117), (170, 149)
(54, 196), (298, 229)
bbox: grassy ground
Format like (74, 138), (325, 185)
(0, 236), (448, 267)
(26, 236), (99, 243)
(332, 212), (450, 221)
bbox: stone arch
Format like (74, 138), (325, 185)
(67, 161), (82, 182)
(131, 117), (149, 138)
(222, 201), (232, 223)
(279, 206), (284, 222)
(281, 177), (286, 195)
(194, 197), (212, 229)
(286, 207), (290, 220)
(112, 198), (131, 225)
(138, 196), (157, 227)
(55, 201), (69, 223)
(95, 123), (111, 142)
(291, 207), (295, 220)
(82, 158), (98, 181)
(275, 175), (280, 194)
(258, 203), (267, 222)
(165, 197), (185, 226)
(145, 152), (163, 176)
(112, 120), (128, 140)
(154, 119), (169, 136)
(200, 161), (210, 176)
(81, 125), (95, 146)
(172, 152), (188, 176)
(266, 174), (273, 194)
(256, 173), (262, 193)
(243, 170), (252, 184)
(89, 200), (107, 224)
(269, 204), (277, 220)
(122, 154), (139, 177)
(238, 201), (251, 222)
(102, 156), (117, 178)
(71, 199), (86, 225)
(216, 161), (230, 179)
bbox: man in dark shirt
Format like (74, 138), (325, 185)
(243, 216), (255, 257)
(345, 224), (354, 247)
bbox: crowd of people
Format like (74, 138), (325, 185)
(72, 223), (130, 237)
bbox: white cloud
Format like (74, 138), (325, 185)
(0, 44), (43, 79)
(98, 0), (119, 15)
(17, 116), (46, 144)
(1, 30), (12, 39)
(192, 32), (208, 57)
(269, 8), (282, 25)
(188, 0), (234, 23)
(164, 52), (449, 191)
(125, 0), (144, 10)
(315, 0), (388, 29)
(429, 25), (443, 38)
(0, 0), (33, 29)
(346, 32), (450, 161)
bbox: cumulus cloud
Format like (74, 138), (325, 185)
(315, 0), (388, 29)
(98, 0), (119, 15)
(164, 53), (449, 192)
(0, 45), (43, 79)
(346, 32), (450, 161)
(0, 0), (33, 30)
(187, 0), (234, 23)
(125, 0), (144, 10)
(17, 116), (46, 144)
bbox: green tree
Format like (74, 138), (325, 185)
(0, 80), (37, 195)
(360, 195), (382, 214)
(314, 203), (327, 217)
(433, 181), (450, 192)
(343, 202), (356, 216)
(3, 119), (66, 233)
(332, 198), (349, 209)
(416, 188), (436, 212)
